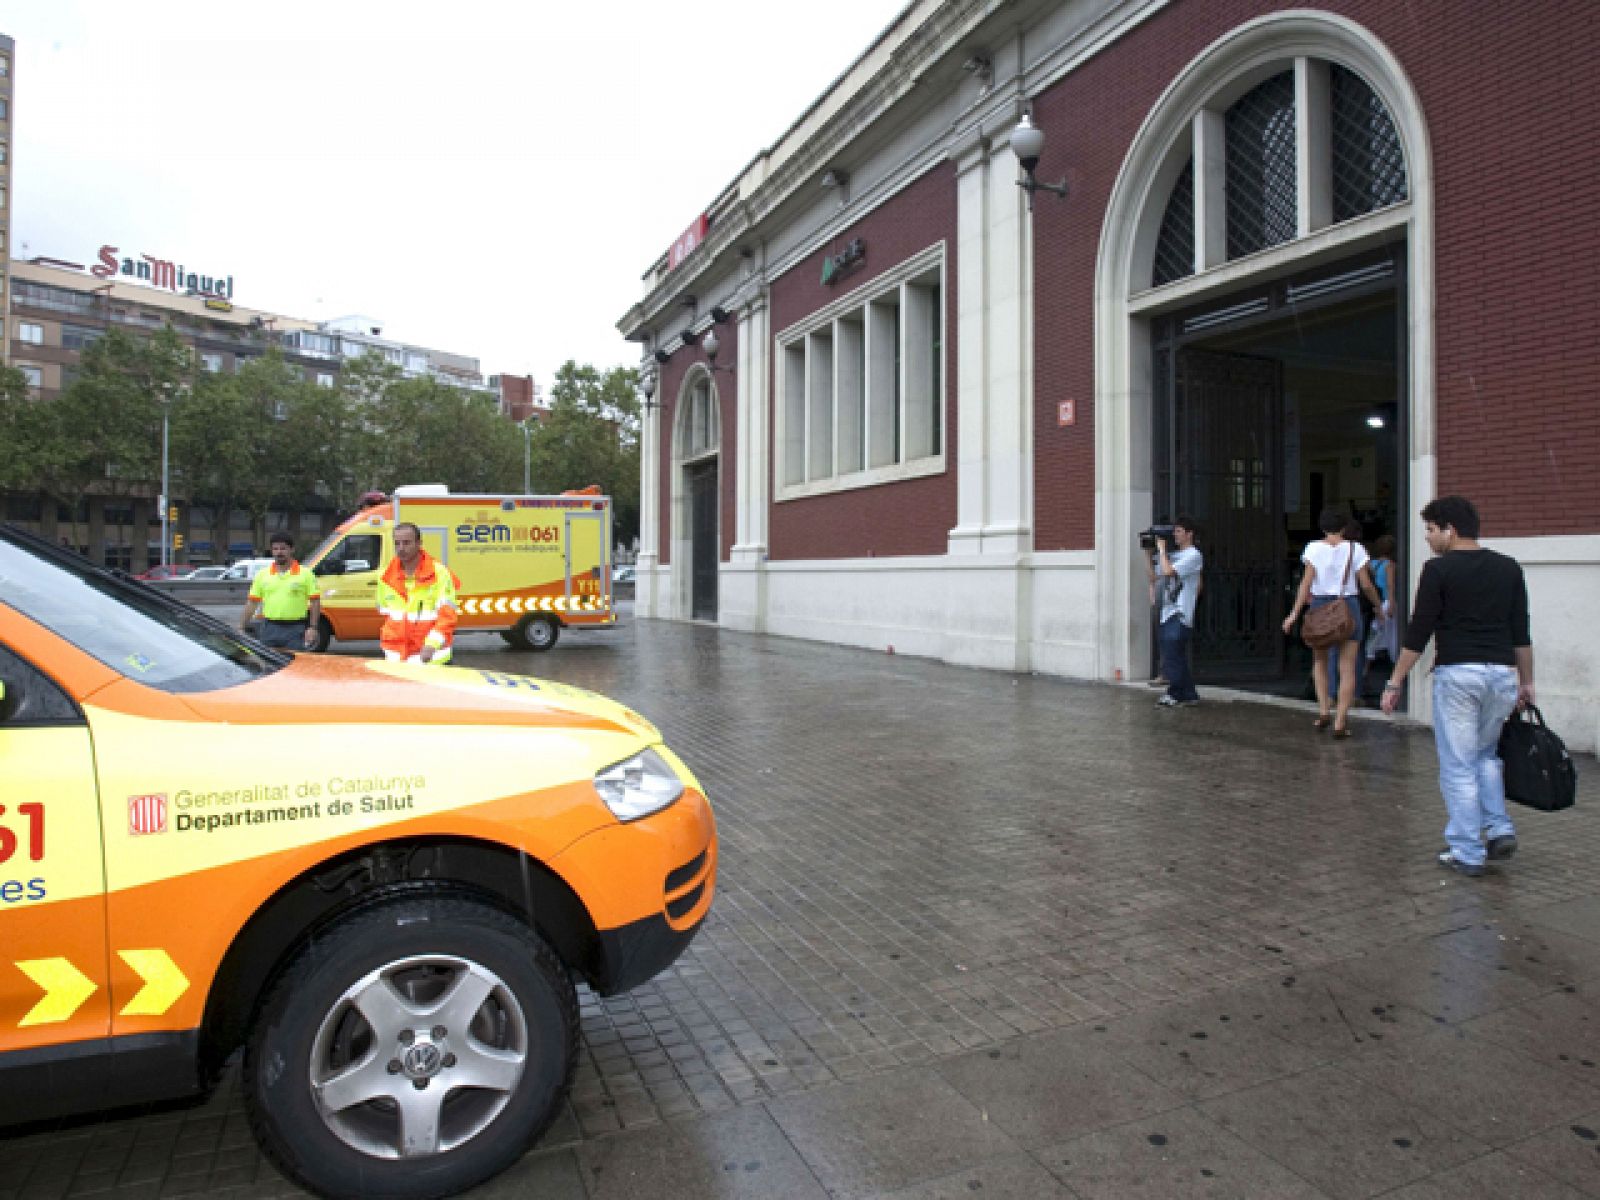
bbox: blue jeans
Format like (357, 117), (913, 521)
(1433, 663), (1519, 866)
(1159, 616), (1198, 702)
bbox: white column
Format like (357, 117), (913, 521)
(1297, 57), (1332, 236)
(948, 123), (1034, 556)
(1195, 109), (1227, 271)
(731, 295), (770, 562)
(636, 370), (662, 616)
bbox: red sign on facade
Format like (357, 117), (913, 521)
(1058, 400), (1076, 426)
(668, 215), (710, 271)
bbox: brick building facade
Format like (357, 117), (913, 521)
(619, 0), (1600, 749)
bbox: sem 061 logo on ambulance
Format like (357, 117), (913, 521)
(128, 794), (169, 836)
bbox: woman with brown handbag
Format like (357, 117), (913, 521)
(1282, 507), (1385, 737)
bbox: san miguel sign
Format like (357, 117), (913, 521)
(91, 244), (235, 300)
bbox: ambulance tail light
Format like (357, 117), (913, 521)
(594, 748), (684, 822)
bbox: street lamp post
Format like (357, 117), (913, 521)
(522, 419), (532, 494)
(158, 383), (173, 571)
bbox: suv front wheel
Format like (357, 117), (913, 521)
(244, 891), (577, 1199)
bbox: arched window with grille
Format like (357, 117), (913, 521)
(1146, 57), (1410, 289)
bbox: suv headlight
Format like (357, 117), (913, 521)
(594, 748), (685, 822)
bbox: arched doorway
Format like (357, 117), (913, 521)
(670, 368), (721, 621)
(1094, 12), (1434, 711)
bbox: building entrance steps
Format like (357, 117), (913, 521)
(4, 616), (1598, 1198)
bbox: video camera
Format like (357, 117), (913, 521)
(1138, 524), (1176, 550)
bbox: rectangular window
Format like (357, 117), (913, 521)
(19, 364), (42, 389)
(4, 495), (42, 521)
(774, 245), (946, 500)
(865, 295), (899, 468)
(835, 314), (865, 475)
(782, 343), (806, 486)
(61, 324), (102, 351)
(17, 320), (42, 345)
(316, 372), (334, 388)
(201, 353), (224, 373)
(805, 328), (834, 480)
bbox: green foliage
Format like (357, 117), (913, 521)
(2, 335), (631, 549)
(532, 362), (642, 543)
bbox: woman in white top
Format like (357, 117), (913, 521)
(1282, 507), (1384, 737)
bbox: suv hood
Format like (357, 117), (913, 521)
(173, 654), (662, 740)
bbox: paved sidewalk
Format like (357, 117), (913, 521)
(5, 614), (1600, 1199)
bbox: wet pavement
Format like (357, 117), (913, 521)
(6, 607), (1600, 1198)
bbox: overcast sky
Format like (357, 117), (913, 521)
(1, 0), (909, 388)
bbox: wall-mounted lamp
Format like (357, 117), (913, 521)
(1011, 112), (1068, 211)
(640, 368), (659, 412)
(702, 329), (734, 374)
(1366, 412), (1387, 429)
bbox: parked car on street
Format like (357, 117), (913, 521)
(614, 565), (636, 585)
(222, 557), (274, 582)
(183, 565), (230, 581)
(0, 524), (717, 1199)
(133, 564), (193, 581)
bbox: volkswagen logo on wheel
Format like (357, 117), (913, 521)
(402, 1042), (443, 1079)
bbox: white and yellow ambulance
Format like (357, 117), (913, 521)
(305, 486), (617, 654)
(0, 524), (715, 1199)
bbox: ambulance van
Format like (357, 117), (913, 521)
(306, 486), (616, 654)
(0, 524), (716, 1199)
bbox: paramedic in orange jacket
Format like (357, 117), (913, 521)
(377, 522), (460, 664)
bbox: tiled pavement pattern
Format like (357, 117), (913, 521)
(5, 612), (1600, 1198)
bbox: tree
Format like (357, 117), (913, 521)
(43, 327), (190, 549)
(531, 363), (642, 544)
(0, 367), (53, 497)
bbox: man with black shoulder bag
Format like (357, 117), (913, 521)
(1381, 496), (1535, 877)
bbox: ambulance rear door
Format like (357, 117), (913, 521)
(563, 500), (611, 618)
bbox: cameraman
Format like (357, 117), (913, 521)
(1146, 517), (1203, 707)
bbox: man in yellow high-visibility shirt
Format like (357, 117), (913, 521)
(240, 533), (322, 650)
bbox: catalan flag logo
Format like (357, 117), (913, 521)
(128, 794), (168, 836)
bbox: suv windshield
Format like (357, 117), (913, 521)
(0, 528), (287, 693)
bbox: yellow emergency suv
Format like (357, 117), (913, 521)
(0, 525), (716, 1199)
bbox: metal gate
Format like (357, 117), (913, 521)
(1157, 348), (1285, 679)
(687, 461), (718, 622)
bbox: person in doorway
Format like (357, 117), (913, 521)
(239, 533), (321, 650)
(1381, 496), (1534, 876)
(1283, 507), (1383, 737)
(1324, 518), (1370, 701)
(377, 522), (459, 665)
(1147, 517), (1203, 708)
(1364, 533), (1399, 675)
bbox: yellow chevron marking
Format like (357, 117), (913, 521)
(118, 948), (190, 1017)
(16, 958), (98, 1027)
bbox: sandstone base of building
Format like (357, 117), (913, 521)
(638, 538), (1599, 755)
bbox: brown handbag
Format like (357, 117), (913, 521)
(1301, 545), (1356, 649)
